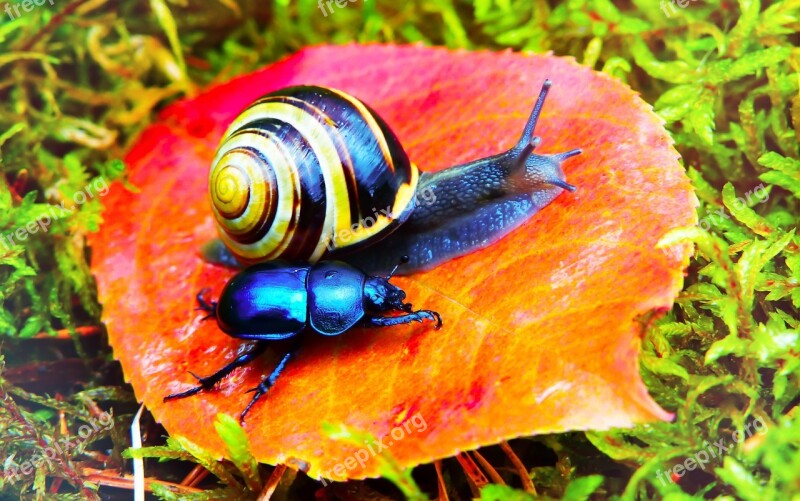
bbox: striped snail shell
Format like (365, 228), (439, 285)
(206, 81), (582, 274)
(209, 86), (418, 265)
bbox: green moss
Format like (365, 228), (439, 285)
(1, 0), (798, 499)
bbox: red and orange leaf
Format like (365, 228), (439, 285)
(88, 44), (697, 480)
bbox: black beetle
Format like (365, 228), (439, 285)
(164, 258), (441, 422)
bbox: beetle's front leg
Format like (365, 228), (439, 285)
(364, 310), (442, 329)
(195, 288), (218, 321)
(164, 341), (269, 401)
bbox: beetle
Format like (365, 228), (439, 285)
(164, 257), (441, 422)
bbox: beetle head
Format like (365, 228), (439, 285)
(363, 276), (409, 312)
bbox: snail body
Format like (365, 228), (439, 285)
(206, 81), (581, 274)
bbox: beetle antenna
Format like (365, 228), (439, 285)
(195, 288), (217, 320)
(386, 255), (410, 281)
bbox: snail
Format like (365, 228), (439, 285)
(203, 80), (581, 275)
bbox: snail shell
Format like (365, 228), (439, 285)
(209, 86), (418, 264)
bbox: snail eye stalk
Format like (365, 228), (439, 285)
(514, 136), (542, 170)
(548, 179), (577, 192)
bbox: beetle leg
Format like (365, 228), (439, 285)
(364, 310), (442, 329)
(164, 341), (269, 401)
(240, 342), (301, 423)
(195, 288), (218, 320)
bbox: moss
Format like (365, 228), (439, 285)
(1, 0), (798, 499)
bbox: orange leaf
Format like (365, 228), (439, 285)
(88, 44), (697, 481)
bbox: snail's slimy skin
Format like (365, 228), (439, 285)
(340, 146), (578, 275)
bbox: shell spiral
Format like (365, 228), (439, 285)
(209, 86), (419, 265)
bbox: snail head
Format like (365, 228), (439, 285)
(507, 79), (581, 193)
